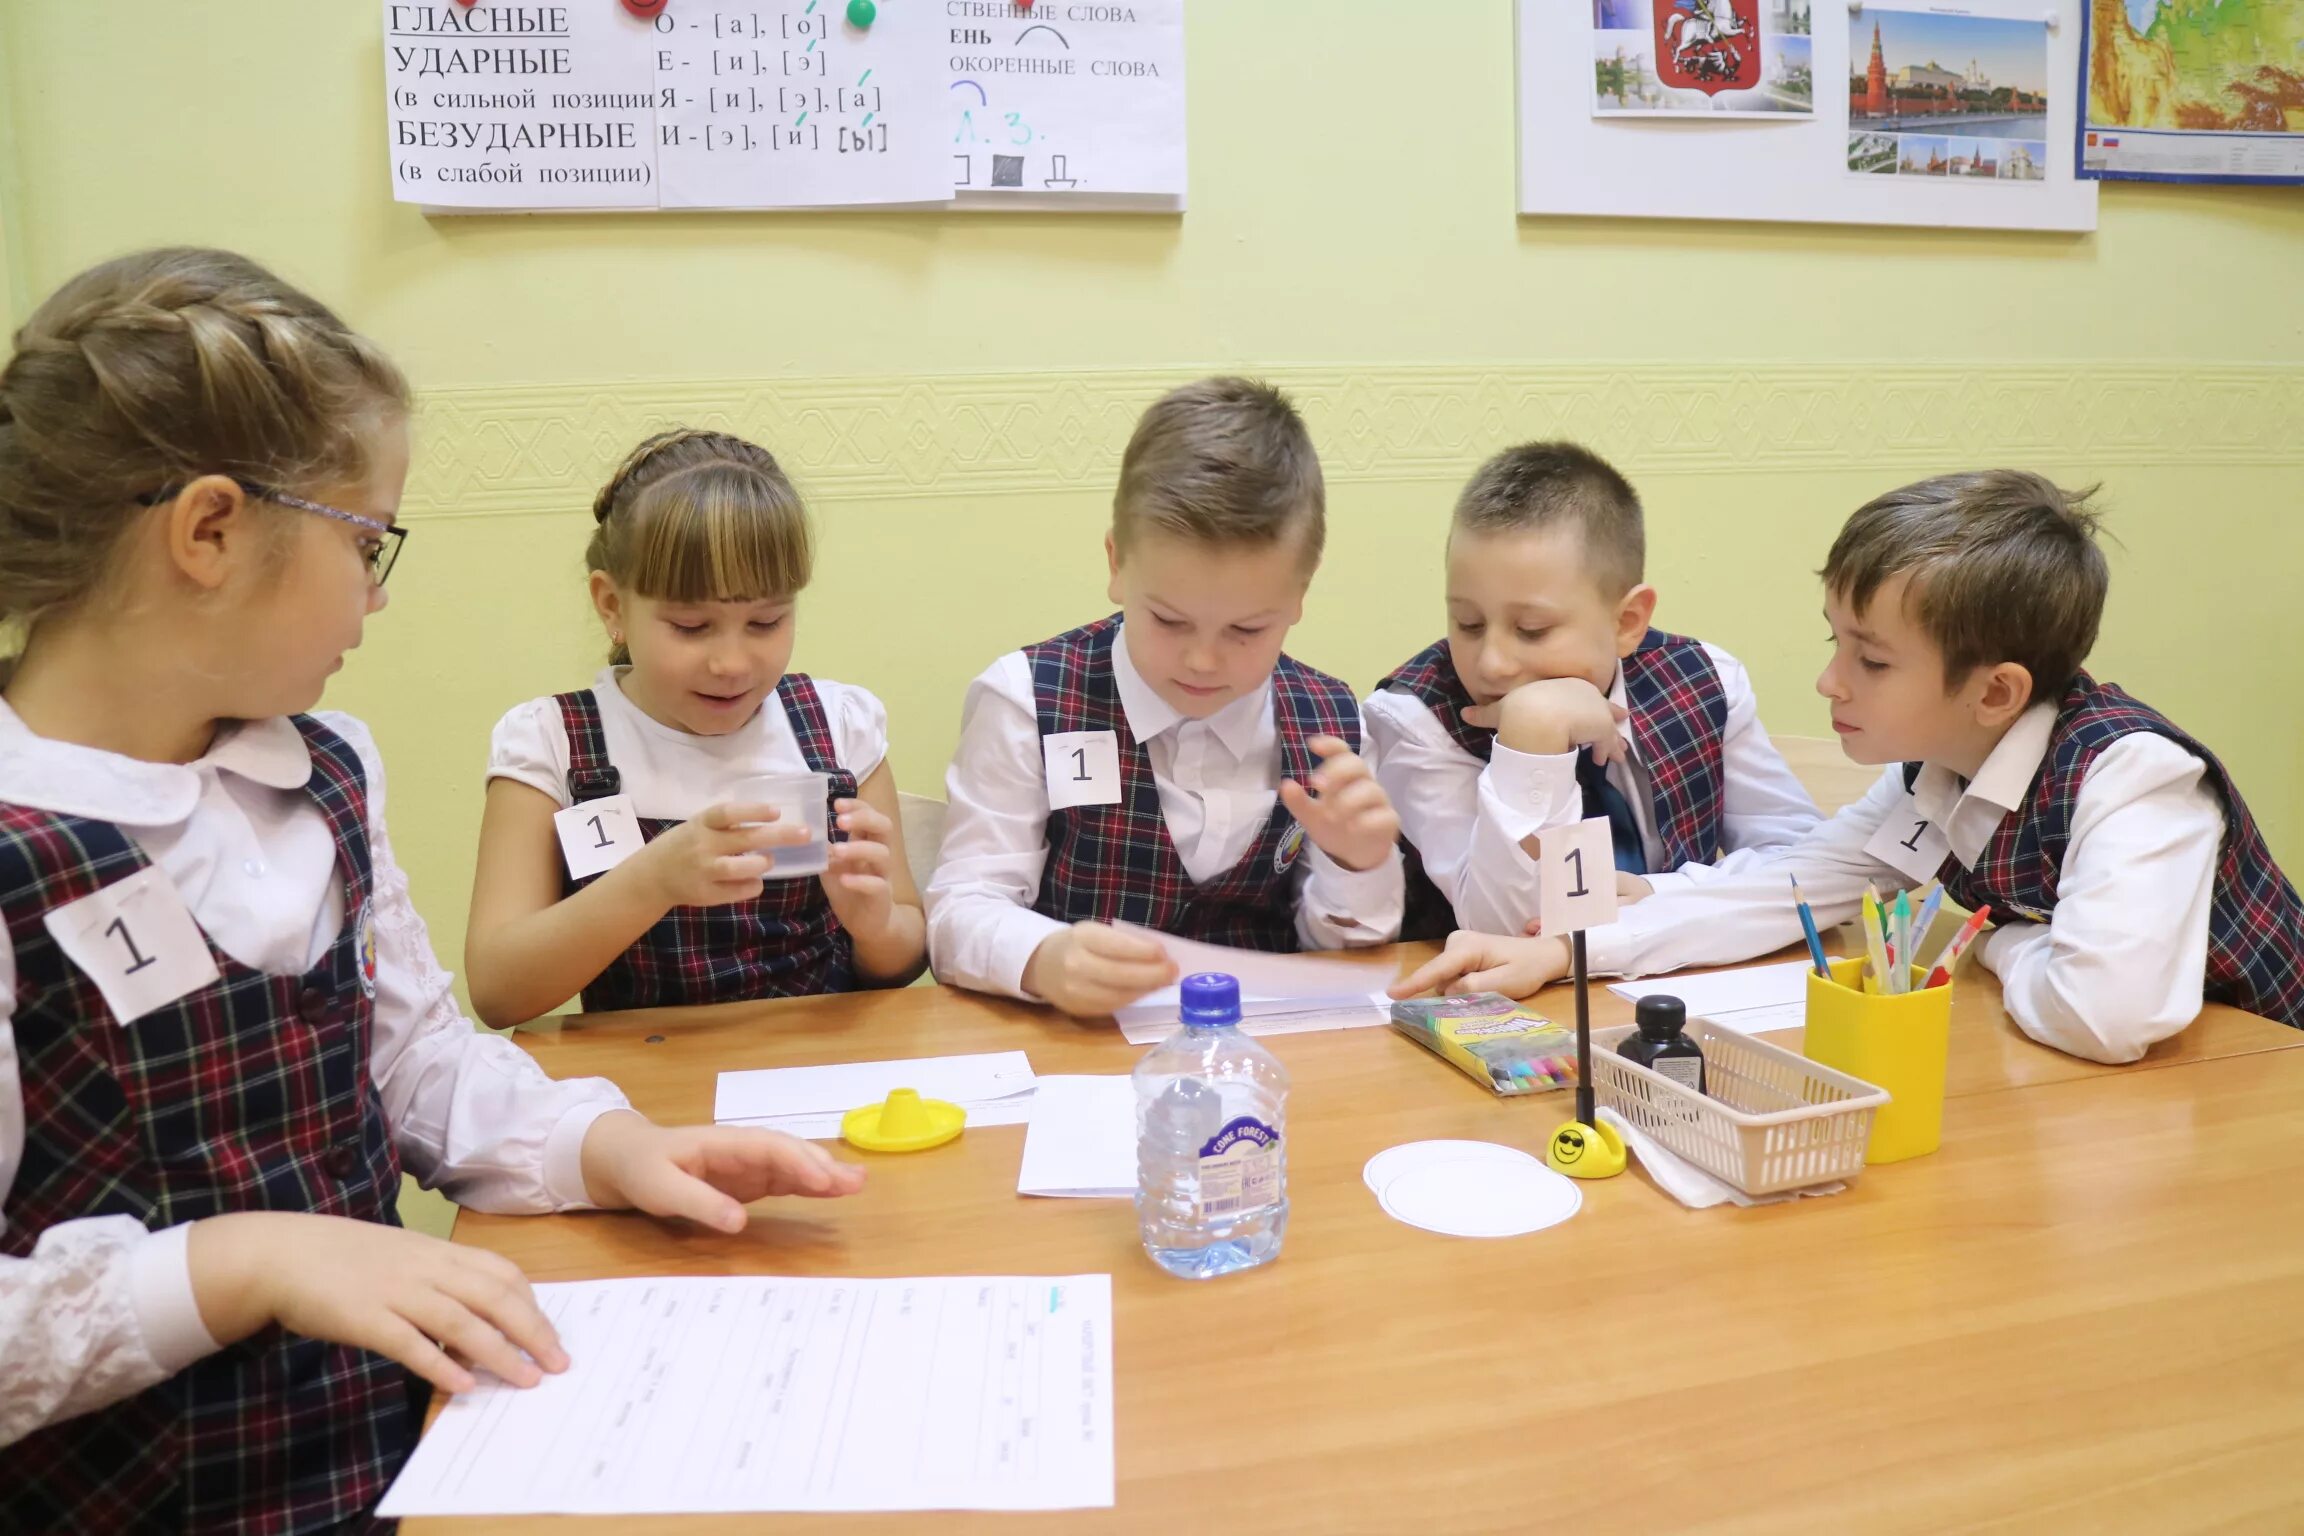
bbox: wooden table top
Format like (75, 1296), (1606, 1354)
(417, 947), (2304, 1534)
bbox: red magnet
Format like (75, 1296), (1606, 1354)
(622, 0), (668, 17)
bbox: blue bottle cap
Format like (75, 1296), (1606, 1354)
(1178, 972), (1242, 1027)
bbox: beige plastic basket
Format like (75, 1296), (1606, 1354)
(1588, 1018), (1890, 1196)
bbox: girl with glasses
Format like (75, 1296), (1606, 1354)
(0, 247), (863, 1532)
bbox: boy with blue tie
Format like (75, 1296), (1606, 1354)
(1366, 441), (1818, 940)
(1398, 470), (2304, 1062)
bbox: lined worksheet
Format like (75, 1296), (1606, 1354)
(379, 1274), (1114, 1516)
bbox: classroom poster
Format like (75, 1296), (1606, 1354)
(2079, 0), (2304, 185)
(1591, 0), (1815, 118)
(949, 0), (1186, 198)
(1845, 7), (2050, 184)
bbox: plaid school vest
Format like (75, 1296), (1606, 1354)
(558, 675), (857, 1011)
(1026, 616), (1361, 952)
(1920, 673), (2304, 1029)
(1378, 630), (1731, 934)
(0, 717), (416, 1536)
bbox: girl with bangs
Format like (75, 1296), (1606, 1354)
(466, 430), (925, 1022)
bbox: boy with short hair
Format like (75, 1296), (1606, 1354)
(1397, 469), (2304, 1063)
(1367, 440), (1818, 939)
(927, 377), (1404, 1018)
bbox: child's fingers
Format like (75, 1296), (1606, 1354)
(833, 799), (892, 839)
(1075, 923), (1166, 963)
(621, 1156), (749, 1233)
(1310, 750), (1371, 791)
(1319, 776), (1388, 820)
(826, 839), (888, 873)
(371, 1313), (481, 1396)
(1465, 962), (1535, 993)
(693, 1126), (840, 1196)
(1277, 778), (1324, 826)
(711, 854), (772, 883)
(402, 1292), (542, 1390)
(727, 821), (811, 852)
(1460, 703), (1500, 730)
(757, 1135), (865, 1198)
(1082, 951), (1179, 999)
(439, 1257), (565, 1375)
(1388, 949), (1475, 999)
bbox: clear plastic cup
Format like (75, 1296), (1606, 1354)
(731, 771), (831, 879)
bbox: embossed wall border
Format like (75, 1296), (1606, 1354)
(405, 363), (2304, 518)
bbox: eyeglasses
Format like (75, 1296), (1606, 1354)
(141, 478), (407, 587)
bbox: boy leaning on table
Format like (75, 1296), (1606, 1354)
(1393, 469), (2304, 1064)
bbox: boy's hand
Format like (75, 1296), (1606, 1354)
(1279, 736), (1400, 874)
(1389, 931), (1571, 1001)
(640, 802), (809, 910)
(187, 1212), (568, 1398)
(1023, 921), (1180, 1018)
(579, 1111), (866, 1233)
(1463, 678), (1629, 764)
(821, 796), (900, 939)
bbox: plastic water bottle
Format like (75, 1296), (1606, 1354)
(1134, 972), (1289, 1279)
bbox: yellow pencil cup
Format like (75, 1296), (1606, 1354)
(1801, 957), (1951, 1164)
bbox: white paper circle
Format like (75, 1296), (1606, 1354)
(1362, 1139), (1539, 1195)
(1378, 1159), (1583, 1238)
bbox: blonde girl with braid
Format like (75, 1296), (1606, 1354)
(465, 429), (925, 1024)
(0, 250), (863, 1531)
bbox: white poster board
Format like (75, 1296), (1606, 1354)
(384, 0), (1184, 214)
(1518, 0), (2098, 232)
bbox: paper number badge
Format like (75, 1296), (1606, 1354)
(1863, 797), (1951, 884)
(43, 866), (223, 1025)
(555, 794), (646, 881)
(1538, 816), (1622, 936)
(1042, 731), (1123, 811)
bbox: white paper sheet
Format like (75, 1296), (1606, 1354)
(714, 1051), (1036, 1139)
(378, 1275), (1115, 1516)
(655, 1), (949, 208)
(948, 0), (1185, 200)
(382, 0), (659, 209)
(1608, 960), (1814, 1035)
(1115, 992), (1392, 1046)
(1018, 1075), (1138, 1198)
(1111, 926), (1395, 1042)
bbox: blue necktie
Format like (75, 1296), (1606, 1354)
(1575, 748), (1648, 876)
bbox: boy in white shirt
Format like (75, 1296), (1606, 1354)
(1396, 470), (2304, 1063)
(926, 377), (1404, 1018)
(1367, 441), (1818, 939)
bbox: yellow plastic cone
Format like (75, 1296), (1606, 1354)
(841, 1087), (965, 1153)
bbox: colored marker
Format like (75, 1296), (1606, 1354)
(1923, 906), (1992, 989)
(1892, 889), (1914, 993)
(1910, 883), (1946, 963)
(1861, 887), (1890, 990)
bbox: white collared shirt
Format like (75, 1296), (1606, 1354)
(0, 703), (628, 1449)
(925, 628), (1404, 999)
(486, 668), (890, 816)
(1584, 699), (2226, 1064)
(1365, 642), (1820, 934)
